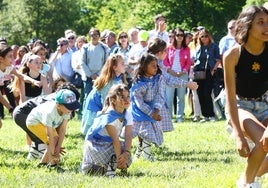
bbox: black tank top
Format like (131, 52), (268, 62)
(25, 72), (42, 97)
(235, 44), (268, 98)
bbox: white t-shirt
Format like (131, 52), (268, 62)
(98, 107), (133, 137)
(26, 101), (70, 128)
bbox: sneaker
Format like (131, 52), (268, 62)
(106, 155), (117, 178)
(192, 116), (201, 122)
(27, 147), (40, 160)
(237, 175), (261, 188)
(209, 117), (216, 122)
(142, 141), (155, 162)
(200, 117), (209, 123)
(134, 142), (143, 160)
(27, 143), (47, 160)
(176, 118), (183, 123)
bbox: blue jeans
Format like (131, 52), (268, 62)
(166, 74), (188, 119)
(237, 100), (268, 122)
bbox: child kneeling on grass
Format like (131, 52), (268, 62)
(80, 84), (132, 178)
(26, 89), (80, 171)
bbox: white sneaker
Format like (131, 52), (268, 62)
(106, 155), (117, 178)
(142, 141), (155, 162)
(237, 175), (261, 188)
(27, 143), (47, 160)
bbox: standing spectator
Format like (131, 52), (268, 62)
(148, 14), (169, 44)
(164, 28), (191, 122)
(80, 28), (109, 99)
(128, 30), (149, 70)
(128, 28), (139, 46)
(11, 44), (19, 63)
(71, 36), (87, 119)
(185, 32), (193, 46)
(189, 28), (203, 122)
(224, 5), (268, 187)
(219, 19), (237, 58)
(14, 46), (29, 69)
(168, 29), (175, 46)
(111, 31), (132, 88)
(193, 29), (221, 122)
(105, 31), (118, 54)
(49, 38), (74, 82)
(66, 31), (77, 52)
(216, 19), (238, 120)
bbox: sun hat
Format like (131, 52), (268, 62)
(55, 89), (80, 111)
(138, 30), (149, 42)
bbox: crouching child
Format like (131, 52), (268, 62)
(80, 84), (132, 178)
(26, 89), (80, 171)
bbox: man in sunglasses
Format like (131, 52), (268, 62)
(65, 31), (77, 52)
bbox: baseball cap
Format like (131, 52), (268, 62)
(55, 89), (80, 111)
(138, 30), (149, 42)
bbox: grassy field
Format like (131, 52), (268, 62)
(0, 113), (268, 188)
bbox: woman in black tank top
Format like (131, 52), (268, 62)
(223, 5), (268, 187)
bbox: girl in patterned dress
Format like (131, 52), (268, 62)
(131, 53), (164, 161)
(81, 54), (127, 135)
(147, 38), (198, 132)
(80, 84), (132, 177)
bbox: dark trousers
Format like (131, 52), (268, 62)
(196, 71), (215, 118)
(0, 80), (16, 118)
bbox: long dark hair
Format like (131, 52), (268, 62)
(235, 5), (268, 45)
(132, 53), (161, 83)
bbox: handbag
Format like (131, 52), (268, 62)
(193, 70), (206, 80)
(193, 55), (208, 81)
(70, 72), (83, 88)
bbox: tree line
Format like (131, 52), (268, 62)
(0, 0), (265, 50)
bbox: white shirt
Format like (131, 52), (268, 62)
(26, 101), (70, 128)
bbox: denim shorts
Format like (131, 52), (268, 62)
(237, 99), (268, 122)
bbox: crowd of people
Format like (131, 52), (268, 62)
(0, 4), (268, 187)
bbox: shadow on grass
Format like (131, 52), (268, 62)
(153, 146), (235, 163)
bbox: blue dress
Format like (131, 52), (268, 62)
(81, 75), (124, 135)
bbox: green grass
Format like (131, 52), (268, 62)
(0, 114), (268, 188)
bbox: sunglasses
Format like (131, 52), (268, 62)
(176, 34), (184, 37)
(200, 35), (209, 39)
(68, 36), (75, 40)
(90, 33), (99, 37)
(119, 35), (128, 39)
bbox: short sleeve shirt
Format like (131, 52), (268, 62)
(26, 101), (70, 128)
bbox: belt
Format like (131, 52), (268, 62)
(237, 95), (262, 102)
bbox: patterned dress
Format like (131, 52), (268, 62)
(81, 107), (132, 172)
(131, 74), (165, 146)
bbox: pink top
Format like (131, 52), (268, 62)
(163, 45), (191, 72)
